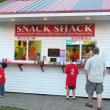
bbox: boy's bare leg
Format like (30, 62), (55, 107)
(66, 88), (70, 97)
(72, 89), (76, 99)
(72, 90), (75, 97)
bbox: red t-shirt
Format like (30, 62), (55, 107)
(0, 67), (5, 84)
(65, 64), (79, 87)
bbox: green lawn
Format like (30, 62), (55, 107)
(0, 0), (6, 3)
(0, 106), (27, 110)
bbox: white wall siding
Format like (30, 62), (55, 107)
(0, 22), (110, 98)
(41, 37), (66, 62)
(5, 65), (66, 95)
(0, 23), (15, 60)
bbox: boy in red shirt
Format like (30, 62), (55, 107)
(0, 65), (6, 97)
(65, 56), (79, 99)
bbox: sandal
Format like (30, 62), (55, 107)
(85, 102), (93, 108)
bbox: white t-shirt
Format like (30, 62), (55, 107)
(84, 55), (106, 83)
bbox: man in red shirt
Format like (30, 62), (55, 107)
(65, 56), (79, 100)
(0, 66), (6, 97)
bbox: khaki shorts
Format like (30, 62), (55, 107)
(86, 80), (103, 97)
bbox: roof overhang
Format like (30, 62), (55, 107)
(0, 12), (110, 23)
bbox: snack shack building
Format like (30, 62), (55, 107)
(0, 0), (110, 98)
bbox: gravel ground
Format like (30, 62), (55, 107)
(0, 93), (109, 110)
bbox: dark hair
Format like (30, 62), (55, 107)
(18, 41), (21, 46)
(2, 63), (7, 68)
(86, 47), (93, 53)
(93, 47), (99, 54)
(69, 56), (75, 62)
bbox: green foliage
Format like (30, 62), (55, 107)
(0, 106), (27, 110)
(0, 0), (6, 3)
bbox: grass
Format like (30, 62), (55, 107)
(0, 0), (6, 3)
(0, 106), (27, 110)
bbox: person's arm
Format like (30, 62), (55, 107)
(0, 68), (4, 78)
(84, 69), (89, 80)
(84, 59), (90, 80)
(65, 65), (69, 74)
(65, 65), (68, 89)
(103, 61), (106, 77)
(0, 75), (2, 79)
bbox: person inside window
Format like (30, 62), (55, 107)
(86, 47), (93, 59)
(69, 48), (79, 62)
(15, 41), (24, 60)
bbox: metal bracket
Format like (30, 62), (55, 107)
(40, 64), (44, 72)
(18, 64), (23, 71)
(61, 65), (65, 73)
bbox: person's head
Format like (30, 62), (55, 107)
(86, 47), (93, 53)
(93, 47), (99, 54)
(69, 56), (75, 62)
(18, 41), (21, 46)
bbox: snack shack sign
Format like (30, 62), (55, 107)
(15, 24), (95, 37)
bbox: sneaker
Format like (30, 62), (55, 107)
(66, 96), (70, 99)
(72, 96), (76, 100)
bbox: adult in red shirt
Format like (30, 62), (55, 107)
(65, 56), (79, 99)
(0, 66), (6, 97)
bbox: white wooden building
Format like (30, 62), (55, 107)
(0, 0), (110, 98)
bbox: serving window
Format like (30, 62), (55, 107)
(81, 40), (96, 59)
(14, 40), (41, 61)
(28, 41), (41, 61)
(66, 41), (80, 61)
(14, 40), (27, 60)
(66, 40), (96, 62)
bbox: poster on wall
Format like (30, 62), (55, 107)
(14, 40), (27, 60)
